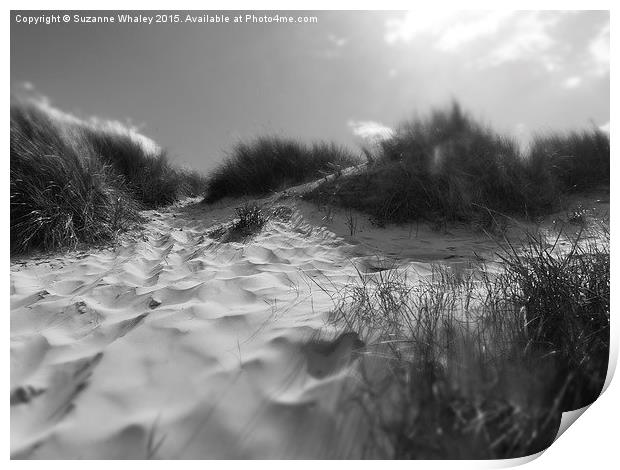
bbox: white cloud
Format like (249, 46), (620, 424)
(327, 33), (349, 48)
(35, 99), (84, 126)
(562, 76), (583, 89)
(477, 12), (559, 68)
(599, 121), (610, 135)
(385, 11), (513, 50)
(13, 81), (50, 104)
(589, 22), (609, 76)
(348, 120), (394, 142)
(385, 10), (454, 44)
(385, 11), (563, 70)
(437, 11), (514, 51)
(21, 97), (161, 155)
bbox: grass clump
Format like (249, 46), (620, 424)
(207, 202), (269, 243)
(10, 103), (138, 254)
(204, 136), (358, 203)
(79, 125), (206, 206)
(326, 228), (609, 458)
(231, 202), (268, 235)
(498, 229), (610, 410)
(10, 99), (207, 255)
(307, 102), (608, 229)
(528, 129), (610, 192)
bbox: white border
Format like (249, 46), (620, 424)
(4, 2), (616, 468)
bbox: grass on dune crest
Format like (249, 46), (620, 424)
(324, 227), (609, 459)
(78, 126), (179, 207)
(203, 136), (359, 203)
(528, 129), (610, 192)
(10, 103), (135, 254)
(79, 126), (208, 206)
(10, 99), (207, 255)
(306, 102), (609, 229)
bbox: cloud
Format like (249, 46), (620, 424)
(385, 11), (513, 50)
(17, 96), (161, 154)
(32, 98), (84, 126)
(327, 33), (349, 48)
(599, 121), (610, 135)
(348, 120), (394, 142)
(12, 81), (51, 105)
(589, 22), (609, 76)
(562, 76), (583, 89)
(385, 11), (565, 70)
(439, 11), (514, 51)
(481, 12), (559, 68)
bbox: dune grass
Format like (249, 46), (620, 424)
(325, 227), (609, 458)
(205, 202), (269, 243)
(307, 102), (609, 228)
(78, 125), (207, 206)
(229, 202), (269, 239)
(498, 228), (610, 410)
(203, 136), (358, 203)
(10, 103), (134, 254)
(528, 129), (610, 192)
(78, 126), (178, 207)
(10, 99), (207, 255)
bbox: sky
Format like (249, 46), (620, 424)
(10, 10), (610, 171)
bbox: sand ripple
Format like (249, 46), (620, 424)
(11, 201), (373, 459)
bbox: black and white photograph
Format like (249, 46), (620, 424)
(8, 3), (613, 462)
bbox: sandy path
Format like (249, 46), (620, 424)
(12, 191), (606, 459)
(11, 200), (390, 459)
(15, 188), (595, 459)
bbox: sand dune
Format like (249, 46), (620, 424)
(12, 192), (603, 459)
(10, 198), (396, 458)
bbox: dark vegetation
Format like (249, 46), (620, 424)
(203, 136), (358, 203)
(230, 202), (268, 238)
(206, 202), (269, 243)
(306, 102), (609, 228)
(10, 99), (207, 255)
(529, 130), (610, 191)
(326, 227), (609, 458)
(499, 229), (610, 411)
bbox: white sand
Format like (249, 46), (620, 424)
(11, 198), (385, 458)
(11, 191), (606, 459)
